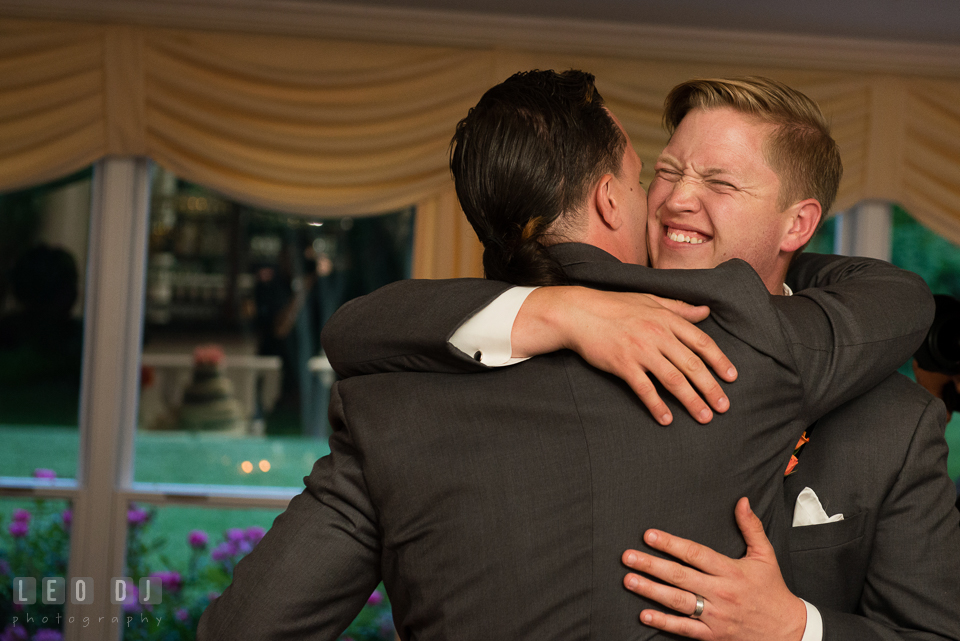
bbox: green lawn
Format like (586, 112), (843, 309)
(0, 425), (330, 486)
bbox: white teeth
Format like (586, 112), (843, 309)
(667, 231), (704, 245)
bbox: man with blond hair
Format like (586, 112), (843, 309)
(321, 75), (960, 640)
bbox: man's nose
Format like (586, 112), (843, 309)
(663, 177), (701, 212)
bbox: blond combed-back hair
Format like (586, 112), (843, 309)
(663, 77), (842, 217)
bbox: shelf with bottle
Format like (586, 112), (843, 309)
(146, 176), (245, 330)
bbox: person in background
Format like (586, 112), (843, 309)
(0, 244), (84, 425)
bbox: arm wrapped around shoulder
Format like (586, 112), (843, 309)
(321, 278), (512, 378)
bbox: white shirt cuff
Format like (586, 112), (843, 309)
(800, 599), (823, 641)
(448, 286), (538, 366)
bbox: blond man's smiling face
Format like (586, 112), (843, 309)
(647, 106), (796, 286)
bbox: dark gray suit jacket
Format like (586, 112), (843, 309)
(198, 244), (935, 640)
(784, 374), (960, 640)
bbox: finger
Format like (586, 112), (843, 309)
(623, 370), (673, 426)
(624, 572), (703, 618)
(657, 339), (730, 415)
(642, 528), (732, 576)
(652, 297), (711, 324)
(621, 549), (711, 594)
(734, 497), (775, 559)
(639, 608), (711, 640)
(643, 356), (714, 424)
(670, 319), (738, 384)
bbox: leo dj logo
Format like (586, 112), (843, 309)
(12, 577), (163, 605)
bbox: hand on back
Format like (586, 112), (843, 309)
(512, 286), (737, 425)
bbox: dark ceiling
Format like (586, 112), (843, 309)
(294, 0), (960, 44)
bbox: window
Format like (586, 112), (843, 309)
(0, 159), (412, 641)
(128, 164), (413, 639)
(890, 205), (960, 483)
(136, 166), (413, 490)
(0, 172), (89, 639)
(0, 170), (93, 480)
(823, 202), (960, 485)
(805, 214), (838, 255)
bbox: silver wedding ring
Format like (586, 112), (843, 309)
(690, 594), (705, 619)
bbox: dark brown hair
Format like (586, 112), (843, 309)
(450, 70), (626, 285)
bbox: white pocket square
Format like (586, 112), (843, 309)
(792, 487), (844, 527)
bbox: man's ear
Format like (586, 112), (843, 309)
(780, 198), (822, 253)
(592, 173), (622, 231)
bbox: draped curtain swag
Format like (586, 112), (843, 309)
(4, 18), (960, 278)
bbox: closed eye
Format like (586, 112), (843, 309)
(708, 179), (736, 189)
(655, 168), (681, 180)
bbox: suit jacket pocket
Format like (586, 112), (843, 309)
(788, 510), (866, 552)
(788, 511), (869, 611)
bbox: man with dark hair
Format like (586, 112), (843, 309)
(451, 70), (632, 286)
(199, 71), (939, 640)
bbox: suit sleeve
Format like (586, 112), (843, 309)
(321, 278), (513, 377)
(197, 384), (382, 640)
(778, 253), (934, 421)
(817, 398), (960, 641)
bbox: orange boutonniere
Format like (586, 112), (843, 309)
(785, 432), (810, 476)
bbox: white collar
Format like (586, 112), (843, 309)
(782, 282), (794, 296)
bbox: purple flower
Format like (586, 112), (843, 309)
(0, 560), (10, 577)
(366, 590), (383, 606)
(61, 510), (72, 529)
(32, 629), (62, 641)
(121, 584), (141, 613)
(32, 468), (56, 480)
(175, 608), (190, 622)
(127, 507), (150, 526)
(188, 530), (209, 549)
(236, 540), (253, 556)
(244, 526), (266, 544)
(12, 509), (30, 523)
(9, 521), (28, 538)
(206, 591), (221, 602)
(150, 571), (182, 594)
(226, 528), (246, 543)
(211, 541), (237, 562)
(0, 624), (29, 641)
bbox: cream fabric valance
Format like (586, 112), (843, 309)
(3, 18), (960, 278)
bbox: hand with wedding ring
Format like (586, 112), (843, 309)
(621, 498), (807, 641)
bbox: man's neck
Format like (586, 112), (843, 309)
(579, 229), (640, 266)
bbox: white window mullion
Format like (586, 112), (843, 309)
(834, 201), (893, 261)
(65, 157), (150, 641)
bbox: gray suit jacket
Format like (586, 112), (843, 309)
(198, 244), (935, 640)
(784, 374), (960, 640)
